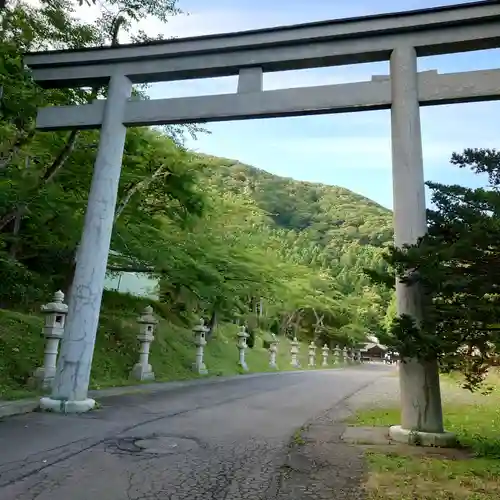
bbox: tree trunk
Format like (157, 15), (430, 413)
(114, 164), (169, 223)
(206, 308), (218, 341)
(8, 206), (23, 258)
(293, 312), (301, 339)
(0, 130), (79, 232)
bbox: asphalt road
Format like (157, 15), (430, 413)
(0, 365), (392, 500)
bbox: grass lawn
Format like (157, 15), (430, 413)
(350, 376), (500, 499)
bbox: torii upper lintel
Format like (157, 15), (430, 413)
(23, 1), (500, 87)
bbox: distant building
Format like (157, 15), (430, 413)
(104, 271), (159, 299)
(360, 335), (388, 361)
(104, 251), (159, 299)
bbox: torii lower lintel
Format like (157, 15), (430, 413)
(36, 68), (500, 130)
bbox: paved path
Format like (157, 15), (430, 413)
(0, 365), (394, 500)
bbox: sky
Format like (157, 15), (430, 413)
(92, 0), (500, 209)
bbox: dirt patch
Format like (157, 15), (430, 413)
(276, 406), (367, 499)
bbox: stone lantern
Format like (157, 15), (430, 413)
(308, 342), (317, 367)
(343, 347), (348, 363)
(131, 305), (157, 381)
(237, 325), (249, 372)
(290, 337), (300, 368)
(269, 333), (278, 369)
(33, 290), (68, 389)
(334, 346), (341, 364)
(193, 319), (208, 375)
(321, 344), (329, 367)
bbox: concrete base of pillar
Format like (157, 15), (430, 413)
(131, 363), (155, 381)
(389, 425), (457, 448)
(39, 396), (96, 414)
(238, 362), (249, 372)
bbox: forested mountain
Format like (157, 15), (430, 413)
(201, 155), (393, 248)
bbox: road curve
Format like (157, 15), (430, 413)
(0, 365), (393, 499)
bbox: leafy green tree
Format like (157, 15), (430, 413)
(0, 0), (205, 302)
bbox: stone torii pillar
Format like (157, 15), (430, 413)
(389, 46), (455, 446)
(40, 75), (132, 413)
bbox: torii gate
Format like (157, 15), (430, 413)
(24, 1), (500, 445)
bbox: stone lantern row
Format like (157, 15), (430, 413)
(189, 330), (363, 375)
(33, 292), (362, 390)
(294, 339), (362, 368)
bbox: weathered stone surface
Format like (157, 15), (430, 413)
(33, 291), (68, 390)
(237, 325), (250, 371)
(45, 74), (133, 414)
(290, 337), (300, 368)
(131, 306), (157, 381)
(193, 318), (208, 375)
(321, 345), (329, 367)
(269, 334), (278, 369)
(307, 342), (317, 368)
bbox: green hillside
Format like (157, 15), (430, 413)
(200, 155), (393, 247)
